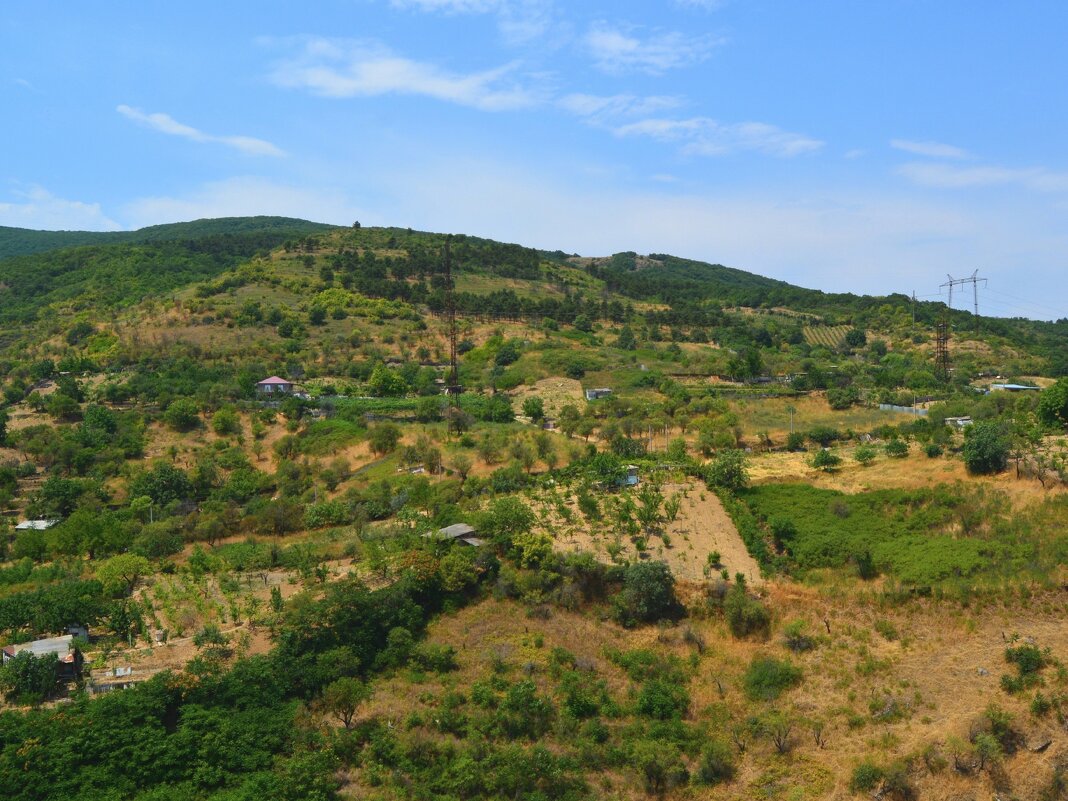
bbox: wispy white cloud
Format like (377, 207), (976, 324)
(890, 139), (970, 159)
(116, 105), (285, 157)
(388, 0), (554, 43)
(269, 38), (540, 111)
(558, 92), (682, 120)
(585, 22), (723, 74)
(615, 117), (823, 157)
(0, 185), (120, 231)
(898, 161), (1068, 192)
(122, 176), (366, 229)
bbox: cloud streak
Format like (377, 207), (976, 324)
(890, 139), (970, 159)
(269, 38), (540, 111)
(615, 117), (823, 157)
(898, 161), (1068, 192)
(585, 22), (723, 74)
(116, 105), (285, 157)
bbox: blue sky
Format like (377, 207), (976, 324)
(3, 1), (1068, 319)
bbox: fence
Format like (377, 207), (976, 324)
(878, 404), (928, 416)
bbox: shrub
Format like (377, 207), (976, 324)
(854, 444), (877, 465)
(163, 398), (200, 432)
(636, 678), (690, 720)
(850, 761), (882, 793)
(785, 431), (806, 452)
(925, 442), (943, 458)
(724, 579), (771, 639)
(884, 439), (909, 458)
(695, 739), (735, 785)
(743, 656), (802, 701)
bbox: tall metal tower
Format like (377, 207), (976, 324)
(935, 270), (986, 381)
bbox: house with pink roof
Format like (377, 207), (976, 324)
(256, 376), (293, 394)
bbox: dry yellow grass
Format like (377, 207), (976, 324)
(356, 586), (1068, 801)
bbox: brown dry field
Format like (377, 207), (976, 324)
(510, 376), (585, 420)
(544, 481), (762, 586)
(749, 448), (1067, 508)
(356, 588), (1068, 801)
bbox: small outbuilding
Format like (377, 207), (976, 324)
(256, 376), (294, 394)
(585, 387), (612, 401)
(622, 465), (640, 487)
(2, 634), (83, 679)
(14, 519), (58, 531)
(990, 383), (1040, 392)
(426, 523), (486, 547)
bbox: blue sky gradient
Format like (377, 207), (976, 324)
(3, 1), (1067, 318)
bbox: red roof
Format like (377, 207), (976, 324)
(257, 376), (292, 385)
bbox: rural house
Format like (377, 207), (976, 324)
(2, 634), (84, 679)
(256, 376), (293, 394)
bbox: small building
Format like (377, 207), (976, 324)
(14, 519), (58, 531)
(622, 465), (640, 487)
(256, 376), (293, 394)
(990, 383), (1040, 392)
(585, 387), (612, 401)
(944, 416), (973, 429)
(425, 523), (486, 547)
(2, 635), (83, 679)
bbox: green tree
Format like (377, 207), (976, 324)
(368, 423), (402, 455)
(521, 396), (545, 422)
(1038, 378), (1068, 427)
(211, 406), (240, 436)
(615, 326), (637, 350)
(163, 398), (200, 431)
(707, 449), (749, 490)
(0, 651), (60, 705)
(368, 364), (407, 397)
(614, 561), (677, 626)
(322, 676), (370, 728)
(963, 420), (1009, 474)
(96, 554), (153, 596)
(811, 449), (841, 472)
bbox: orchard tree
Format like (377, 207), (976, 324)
(963, 421), (1009, 475)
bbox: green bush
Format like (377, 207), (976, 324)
(636, 678), (690, 720)
(743, 655), (802, 701)
(884, 439), (908, 458)
(849, 761), (882, 793)
(695, 739), (735, 785)
(724, 580), (771, 639)
(811, 449), (841, 471)
(613, 561), (678, 627)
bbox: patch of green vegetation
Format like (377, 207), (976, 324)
(737, 483), (1035, 585)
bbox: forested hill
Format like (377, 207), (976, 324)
(0, 216), (332, 260)
(2, 217), (1066, 369)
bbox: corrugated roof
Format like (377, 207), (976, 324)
(14, 519), (59, 530)
(437, 523), (476, 539)
(257, 376), (292, 385)
(3, 634), (77, 663)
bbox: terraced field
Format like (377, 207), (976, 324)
(803, 324), (852, 348)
